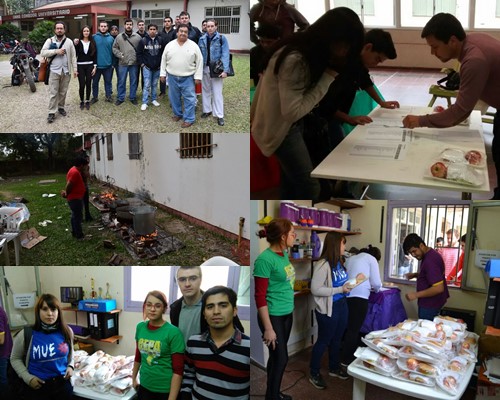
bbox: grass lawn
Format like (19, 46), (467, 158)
(0, 174), (240, 266)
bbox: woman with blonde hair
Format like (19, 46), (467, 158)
(132, 290), (184, 400)
(254, 217), (296, 400)
(10, 294), (74, 400)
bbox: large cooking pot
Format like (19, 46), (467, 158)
(115, 206), (133, 224)
(130, 206), (157, 235)
(109, 199), (129, 211)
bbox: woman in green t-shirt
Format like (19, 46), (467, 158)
(132, 290), (185, 400)
(254, 218), (296, 400)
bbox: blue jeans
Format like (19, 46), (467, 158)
(68, 199), (83, 239)
(117, 64), (138, 102)
(274, 121), (321, 200)
(310, 298), (348, 375)
(168, 74), (196, 123)
(92, 66), (113, 99)
(142, 67), (160, 104)
(418, 306), (441, 321)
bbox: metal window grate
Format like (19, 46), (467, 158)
(128, 133), (141, 160)
(205, 6), (240, 34)
(144, 9), (170, 27)
(178, 133), (215, 159)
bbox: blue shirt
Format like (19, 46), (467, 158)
(331, 261), (348, 302)
(28, 330), (69, 379)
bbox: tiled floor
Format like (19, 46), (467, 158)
(250, 346), (477, 400)
(251, 67), (496, 200)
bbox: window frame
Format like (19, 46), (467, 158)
(384, 200), (471, 287)
(106, 133), (113, 161)
(123, 266), (249, 320)
(205, 6), (241, 34)
(178, 133), (215, 159)
(95, 135), (100, 161)
(128, 133), (141, 160)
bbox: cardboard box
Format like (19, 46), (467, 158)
(19, 228), (47, 249)
(78, 299), (117, 312)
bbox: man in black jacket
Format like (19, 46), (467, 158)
(176, 11), (201, 44)
(136, 24), (165, 110)
(158, 16), (176, 98)
(170, 266), (244, 344)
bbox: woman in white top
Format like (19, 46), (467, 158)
(341, 245), (382, 366)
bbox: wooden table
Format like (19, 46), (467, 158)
(311, 107), (489, 199)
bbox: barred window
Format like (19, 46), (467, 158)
(106, 133), (113, 161)
(21, 21), (34, 32)
(128, 133), (141, 160)
(205, 6), (240, 34)
(144, 9), (170, 27)
(178, 133), (215, 159)
(95, 135), (100, 161)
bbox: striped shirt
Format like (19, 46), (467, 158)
(184, 328), (250, 400)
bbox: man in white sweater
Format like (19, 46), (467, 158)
(160, 24), (203, 128)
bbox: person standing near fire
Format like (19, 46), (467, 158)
(61, 157), (87, 240)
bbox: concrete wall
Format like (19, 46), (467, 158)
(90, 133), (250, 239)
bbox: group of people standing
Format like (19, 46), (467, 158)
(40, 11), (232, 127)
(254, 218), (451, 399)
(0, 266), (250, 400)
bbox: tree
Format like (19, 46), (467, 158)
(3, 0), (34, 15)
(28, 20), (54, 51)
(0, 23), (21, 41)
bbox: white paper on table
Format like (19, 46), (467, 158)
(370, 118), (404, 128)
(349, 142), (408, 160)
(363, 128), (414, 142)
(413, 129), (482, 143)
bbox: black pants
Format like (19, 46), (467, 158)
(492, 112), (500, 198)
(137, 385), (170, 399)
(258, 312), (293, 400)
(68, 198), (83, 238)
(341, 297), (368, 365)
(24, 376), (73, 400)
(83, 185), (91, 220)
(77, 64), (93, 102)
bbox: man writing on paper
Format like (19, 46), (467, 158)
(402, 13), (500, 199)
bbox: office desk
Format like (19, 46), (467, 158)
(311, 108), (489, 197)
(348, 358), (475, 400)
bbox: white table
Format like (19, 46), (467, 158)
(311, 108), (490, 198)
(348, 359), (475, 400)
(0, 232), (21, 266)
(74, 386), (136, 400)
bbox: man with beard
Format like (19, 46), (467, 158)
(137, 24), (165, 110)
(158, 16), (176, 98)
(41, 22), (77, 123)
(113, 18), (142, 105)
(91, 21), (115, 104)
(160, 24), (203, 128)
(61, 157), (88, 240)
(184, 286), (250, 400)
(403, 233), (450, 320)
(176, 11), (202, 44)
(135, 20), (146, 91)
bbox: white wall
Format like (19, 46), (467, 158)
(90, 133), (250, 239)
(134, 0), (251, 51)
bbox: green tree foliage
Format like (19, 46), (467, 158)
(28, 20), (55, 52)
(4, 0), (34, 14)
(0, 23), (22, 41)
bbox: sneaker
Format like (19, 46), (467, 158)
(141, 103), (148, 111)
(309, 374), (326, 389)
(130, 99), (138, 105)
(90, 97), (99, 104)
(115, 100), (123, 106)
(152, 100), (160, 107)
(201, 112), (212, 118)
(85, 102), (90, 110)
(47, 113), (55, 123)
(105, 96), (113, 102)
(80, 101), (84, 110)
(217, 117), (225, 126)
(58, 108), (67, 116)
(329, 367), (349, 380)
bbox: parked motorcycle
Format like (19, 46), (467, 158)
(10, 43), (37, 92)
(0, 41), (12, 54)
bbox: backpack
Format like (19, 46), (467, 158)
(6, 326), (32, 400)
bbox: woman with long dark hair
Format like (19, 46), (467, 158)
(254, 217), (296, 400)
(251, 7), (365, 199)
(10, 294), (74, 400)
(75, 26), (97, 110)
(341, 245), (382, 366)
(309, 232), (350, 389)
(132, 290), (184, 400)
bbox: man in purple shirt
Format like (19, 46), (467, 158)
(403, 233), (449, 320)
(402, 13), (500, 199)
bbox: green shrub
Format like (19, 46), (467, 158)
(0, 23), (21, 41)
(28, 20), (55, 52)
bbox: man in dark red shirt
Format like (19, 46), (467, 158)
(61, 157), (87, 239)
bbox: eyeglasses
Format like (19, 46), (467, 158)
(178, 275), (200, 284)
(145, 303), (163, 310)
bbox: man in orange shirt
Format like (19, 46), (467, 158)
(61, 157), (88, 240)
